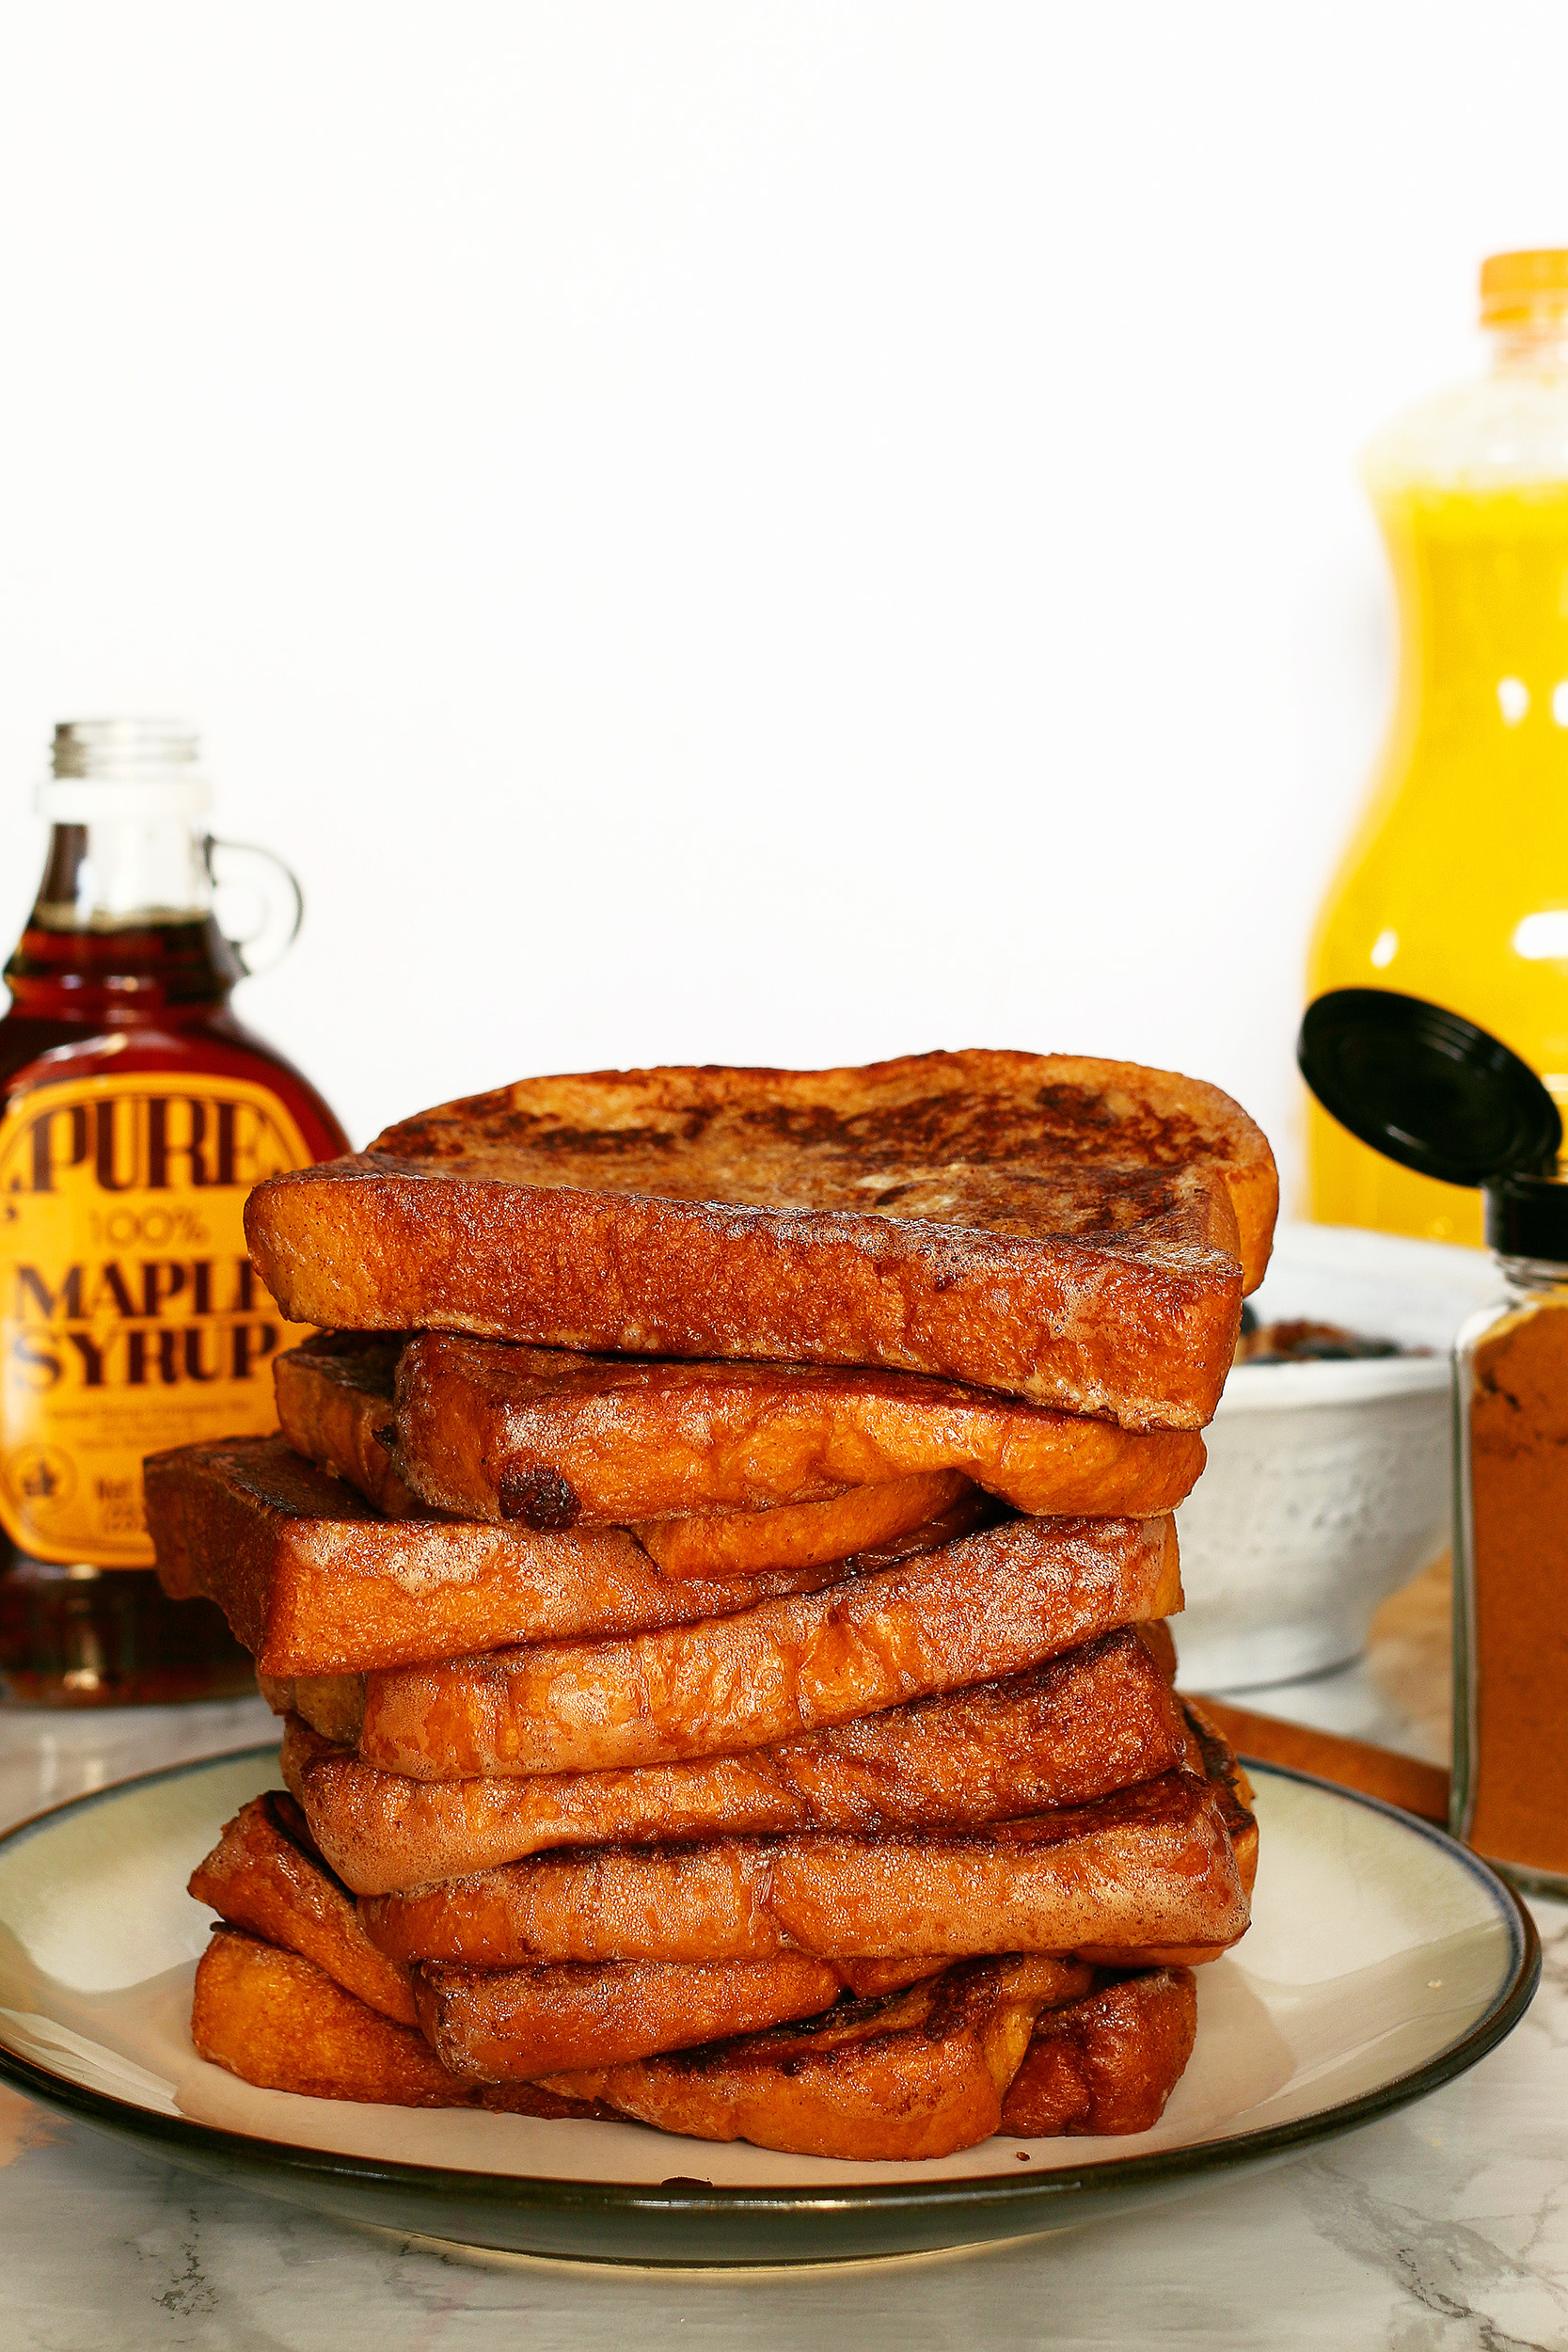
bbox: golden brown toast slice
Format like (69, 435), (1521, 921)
(188, 1791), (420, 2026)
(375, 1330), (1207, 1530)
(259, 1672), (369, 1744)
(261, 1600), (1178, 1756)
(634, 1472), (974, 1578)
(415, 1956), (849, 2082)
(192, 1790), (853, 2079)
(184, 1792), (1202, 2147)
(283, 1628), (1189, 1895)
(545, 1956), (1093, 2162)
(1076, 1700), (1259, 1968)
(191, 1928), (610, 2116)
(999, 1965), (1197, 2136)
(832, 1958), (950, 1998)
(274, 1332), (419, 1517)
(285, 1628), (1189, 1900)
(277, 1330), (991, 1575)
(145, 1434), (895, 1676)
(1138, 1617), (1179, 1684)
(245, 1050), (1277, 1428)
(193, 1931), (1197, 2154)
(357, 1511), (1182, 1780)
(358, 1768), (1249, 1968)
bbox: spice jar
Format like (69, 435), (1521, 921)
(1452, 1176), (1568, 1895)
(1299, 989), (1567, 1890)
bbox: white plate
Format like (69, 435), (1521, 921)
(0, 1746), (1538, 2265)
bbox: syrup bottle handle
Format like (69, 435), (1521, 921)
(205, 836), (304, 978)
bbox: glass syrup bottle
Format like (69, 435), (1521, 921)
(0, 720), (348, 1705)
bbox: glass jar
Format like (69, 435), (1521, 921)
(1451, 1177), (1568, 1895)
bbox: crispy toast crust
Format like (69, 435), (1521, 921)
(191, 1929), (610, 2117)
(999, 1965), (1197, 2136)
(1076, 1699), (1259, 1967)
(191, 1930), (1196, 2153)
(188, 1792), (419, 2026)
(186, 1802), (1206, 2151)
(274, 1333), (418, 1516)
(277, 1332), (1009, 1570)
(283, 1629), (1190, 1894)
(357, 1768), (1249, 1967)
(416, 1955), (847, 2082)
(145, 1435), (892, 1676)
(356, 1512), (1182, 1779)
(245, 1051), (1276, 1427)
(378, 1331), (1207, 1528)
(634, 1473), (974, 1577)
(545, 1956), (1089, 2162)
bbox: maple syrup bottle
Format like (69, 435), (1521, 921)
(0, 721), (348, 1705)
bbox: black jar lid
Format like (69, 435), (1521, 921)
(1483, 1173), (1568, 1260)
(1298, 988), (1568, 1255)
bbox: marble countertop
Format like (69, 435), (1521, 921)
(2, 1578), (1564, 2351)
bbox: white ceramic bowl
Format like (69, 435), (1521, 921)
(1173, 1223), (1501, 1692)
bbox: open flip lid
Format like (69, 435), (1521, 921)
(1298, 988), (1568, 1258)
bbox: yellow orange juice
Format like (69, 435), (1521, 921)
(1307, 256), (1568, 1241)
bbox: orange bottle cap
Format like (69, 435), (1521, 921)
(1480, 249), (1568, 326)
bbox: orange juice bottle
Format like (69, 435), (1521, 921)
(1307, 250), (1568, 1242)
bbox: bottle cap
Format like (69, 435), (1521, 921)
(1480, 248), (1568, 327)
(1484, 1173), (1568, 1261)
(1298, 988), (1561, 1187)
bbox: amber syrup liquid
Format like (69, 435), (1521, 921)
(0, 911), (347, 1704)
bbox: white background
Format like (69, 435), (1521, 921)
(0, 2), (1563, 1187)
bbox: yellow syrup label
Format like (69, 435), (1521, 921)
(0, 1072), (316, 1566)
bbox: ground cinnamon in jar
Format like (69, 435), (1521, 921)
(1462, 1292), (1568, 1883)
(1294, 987), (1568, 1887)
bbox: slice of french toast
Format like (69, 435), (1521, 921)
(191, 1929), (1196, 2154)
(359, 1330), (1207, 1529)
(190, 1928), (610, 2117)
(145, 1435), (928, 1677)
(257, 1597), (1177, 1756)
(277, 1331), (999, 1572)
(357, 1768), (1249, 1968)
(188, 1790), (418, 2024)
(414, 1955), (850, 2082)
(545, 1957), (1089, 2161)
(190, 1797), (847, 2077)
(245, 1050), (1277, 1428)
(356, 1511), (1182, 1780)
(273, 1332), (418, 1517)
(998, 1966), (1198, 2136)
(282, 1629), (1190, 1894)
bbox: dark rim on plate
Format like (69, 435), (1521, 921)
(0, 1745), (1542, 2242)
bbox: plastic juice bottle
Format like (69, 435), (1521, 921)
(0, 720), (348, 1705)
(1307, 250), (1568, 1242)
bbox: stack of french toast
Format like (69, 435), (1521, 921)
(146, 1049), (1277, 2163)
